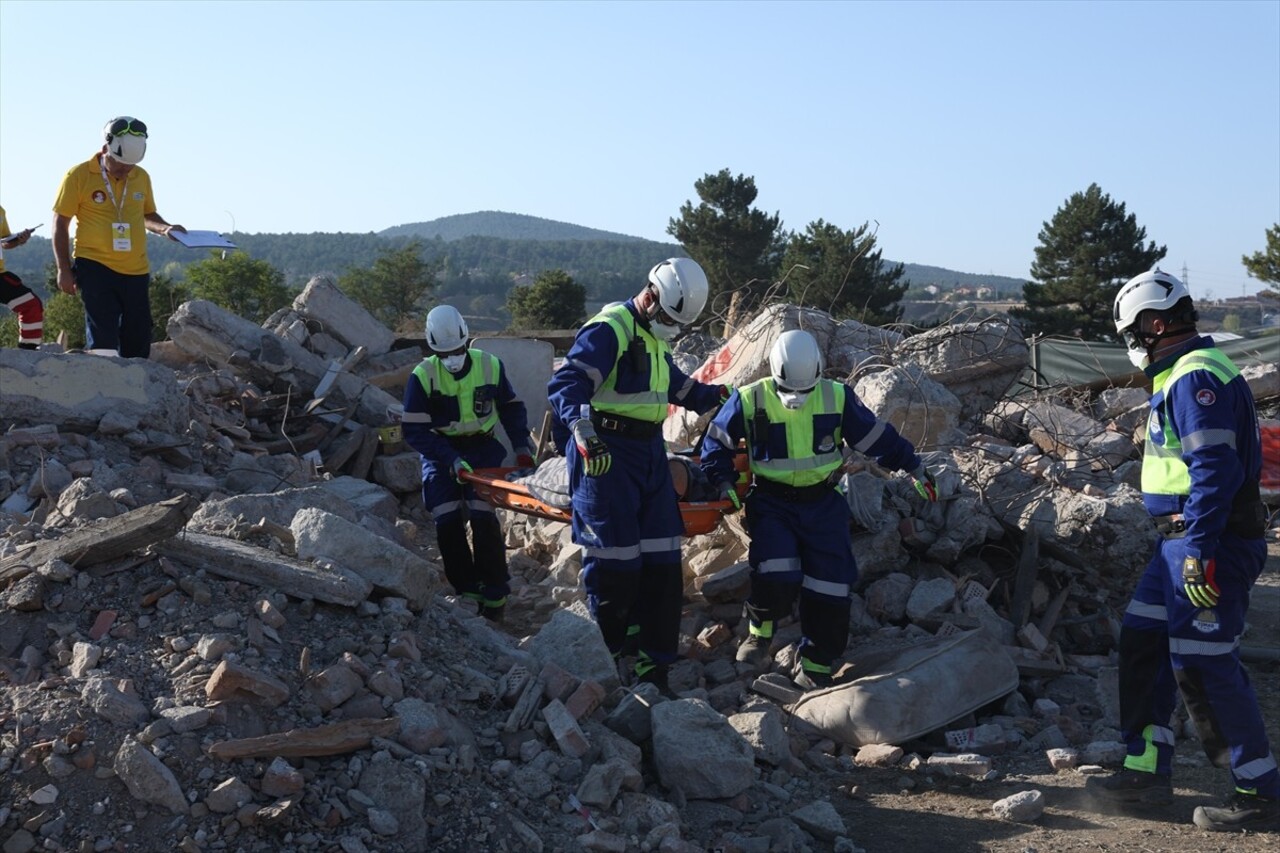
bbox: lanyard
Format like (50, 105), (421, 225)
(99, 159), (130, 221)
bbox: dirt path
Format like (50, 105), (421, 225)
(820, 541), (1280, 853)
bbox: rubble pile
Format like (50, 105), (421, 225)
(2, 289), (1279, 853)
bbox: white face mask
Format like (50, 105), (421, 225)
(778, 389), (810, 409)
(650, 321), (681, 341)
(1127, 348), (1150, 371)
(441, 353), (467, 374)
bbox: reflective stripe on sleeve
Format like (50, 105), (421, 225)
(1125, 601), (1168, 622)
(851, 420), (886, 453)
(563, 357), (605, 392)
(1180, 429), (1237, 452)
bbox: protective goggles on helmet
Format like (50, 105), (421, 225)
(107, 117), (148, 138)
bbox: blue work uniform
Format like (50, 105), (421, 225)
(402, 348), (530, 614)
(700, 376), (922, 679)
(1118, 336), (1275, 797)
(547, 300), (721, 672)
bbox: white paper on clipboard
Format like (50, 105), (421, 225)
(171, 230), (237, 250)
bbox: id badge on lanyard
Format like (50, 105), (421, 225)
(100, 163), (133, 252)
(112, 222), (132, 252)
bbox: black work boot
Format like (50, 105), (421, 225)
(480, 603), (505, 624)
(1085, 769), (1174, 806)
(735, 635), (772, 671)
(636, 664), (677, 699)
(790, 657), (834, 691)
(1193, 791), (1280, 831)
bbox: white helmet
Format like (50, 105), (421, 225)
(425, 305), (469, 353)
(103, 116), (147, 165)
(648, 258), (709, 326)
(1113, 268), (1192, 337)
(769, 330), (824, 392)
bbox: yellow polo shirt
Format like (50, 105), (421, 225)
(0, 205), (10, 273)
(53, 154), (157, 276)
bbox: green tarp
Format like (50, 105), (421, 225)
(1020, 334), (1280, 394)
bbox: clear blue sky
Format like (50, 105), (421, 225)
(2, 0), (1277, 296)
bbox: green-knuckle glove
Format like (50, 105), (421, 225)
(911, 465), (939, 502)
(451, 458), (473, 484)
(718, 482), (741, 513)
(1182, 556), (1220, 609)
(571, 420), (611, 477)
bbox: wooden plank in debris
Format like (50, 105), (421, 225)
(257, 422), (328, 456)
(208, 717), (399, 760)
(1036, 586), (1072, 639)
(348, 428), (380, 480)
(316, 398), (361, 454)
(1002, 644), (1065, 676)
(324, 425), (368, 474)
(157, 532), (372, 607)
(1009, 525), (1040, 629)
(0, 494), (197, 589)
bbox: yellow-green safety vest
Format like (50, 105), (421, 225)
(412, 349), (501, 437)
(740, 377), (845, 487)
(1141, 347), (1239, 497)
(589, 303), (671, 424)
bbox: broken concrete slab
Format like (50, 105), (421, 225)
(0, 494), (196, 589)
(893, 314), (1028, 430)
(651, 699), (755, 799)
(0, 349), (191, 433)
(159, 531), (373, 606)
(290, 508), (437, 609)
(855, 364), (963, 449)
(290, 276), (395, 357)
(167, 300), (398, 427)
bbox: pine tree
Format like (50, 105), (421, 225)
(1242, 223), (1280, 298)
(506, 269), (586, 330)
(1012, 183), (1165, 340)
(667, 170), (784, 327)
(779, 219), (907, 326)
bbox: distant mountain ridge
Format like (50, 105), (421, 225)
(381, 211), (654, 244)
(382, 211), (1026, 292)
(0, 212), (1026, 299)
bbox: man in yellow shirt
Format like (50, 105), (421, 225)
(52, 117), (185, 358)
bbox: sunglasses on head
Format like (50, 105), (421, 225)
(108, 117), (147, 138)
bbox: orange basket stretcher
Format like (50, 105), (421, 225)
(460, 453), (750, 538)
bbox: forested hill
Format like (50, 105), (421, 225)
(1, 222), (1023, 301)
(899, 263), (1025, 293)
(381, 211), (651, 243)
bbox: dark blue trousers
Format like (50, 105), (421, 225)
(73, 257), (151, 358)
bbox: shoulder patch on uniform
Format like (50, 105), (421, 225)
(1195, 389), (1216, 407)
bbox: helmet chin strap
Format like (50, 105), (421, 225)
(1138, 326), (1193, 362)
